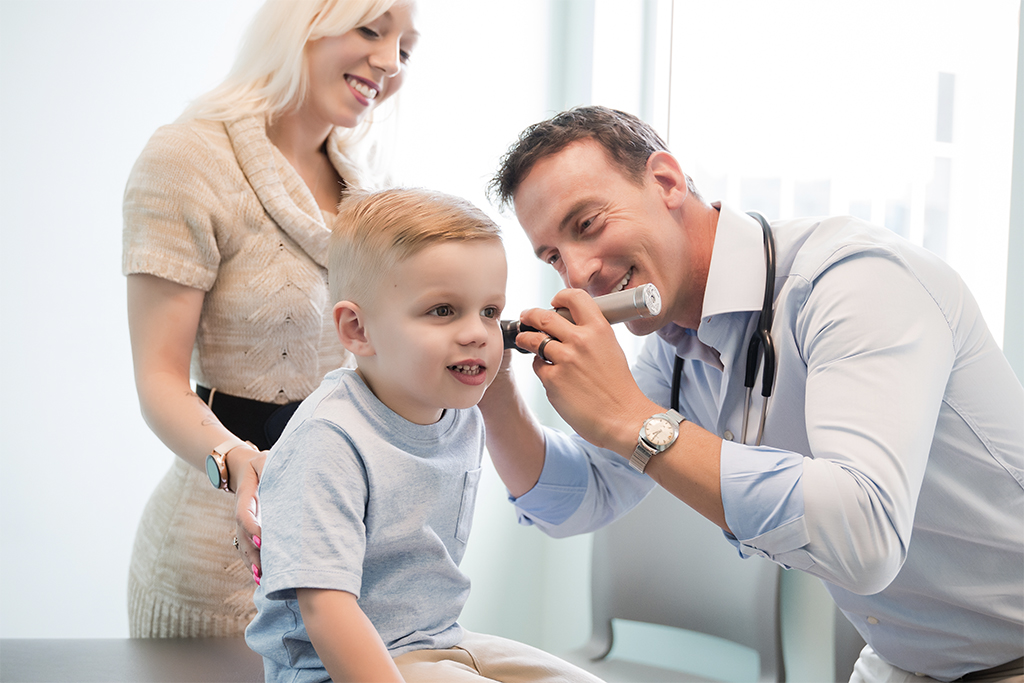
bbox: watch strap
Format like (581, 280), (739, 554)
(207, 437), (247, 492)
(213, 437), (247, 458)
(629, 439), (658, 474)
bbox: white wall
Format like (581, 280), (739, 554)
(0, 0), (261, 638)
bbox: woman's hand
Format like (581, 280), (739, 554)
(234, 450), (266, 584)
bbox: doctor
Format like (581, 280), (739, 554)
(480, 106), (1024, 683)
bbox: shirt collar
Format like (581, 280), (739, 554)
(654, 203), (766, 369)
(701, 202), (769, 319)
(655, 324), (724, 369)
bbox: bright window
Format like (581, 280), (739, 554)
(664, 0), (1019, 343)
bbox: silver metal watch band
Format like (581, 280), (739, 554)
(629, 439), (658, 473)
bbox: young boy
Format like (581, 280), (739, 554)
(245, 188), (604, 683)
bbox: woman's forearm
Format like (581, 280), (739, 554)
(127, 273), (254, 479)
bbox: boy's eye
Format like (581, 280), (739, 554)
(400, 50), (412, 63)
(481, 306), (499, 319)
(545, 252), (560, 266)
(430, 305), (454, 317)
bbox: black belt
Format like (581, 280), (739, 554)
(958, 656), (1024, 682)
(196, 386), (301, 452)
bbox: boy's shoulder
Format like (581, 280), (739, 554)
(266, 369), (355, 442)
(262, 370), (369, 476)
(279, 368), (373, 437)
(273, 366), (485, 462)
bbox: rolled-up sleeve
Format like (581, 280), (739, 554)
(720, 442), (811, 567)
(512, 428), (655, 538)
(720, 249), (955, 595)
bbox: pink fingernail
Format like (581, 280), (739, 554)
(253, 536), (261, 549)
(252, 565), (261, 585)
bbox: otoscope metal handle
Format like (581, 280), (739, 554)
(501, 284), (661, 352)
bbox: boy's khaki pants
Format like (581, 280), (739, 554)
(394, 630), (605, 683)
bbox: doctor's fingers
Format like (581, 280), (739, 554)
(516, 328), (563, 363)
(547, 287), (609, 326)
(519, 306), (578, 340)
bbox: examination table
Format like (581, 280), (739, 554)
(0, 637), (264, 682)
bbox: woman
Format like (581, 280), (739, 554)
(123, 0), (418, 637)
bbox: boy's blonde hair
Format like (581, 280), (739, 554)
(329, 188), (502, 305)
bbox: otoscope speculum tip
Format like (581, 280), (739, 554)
(639, 283), (661, 317)
(500, 284), (662, 351)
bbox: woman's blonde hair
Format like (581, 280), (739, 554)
(179, 0), (399, 141)
(329, 188), (503, 306)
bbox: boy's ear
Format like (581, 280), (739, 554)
(333, 301), (374, 357)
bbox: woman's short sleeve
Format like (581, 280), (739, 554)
(122, 122), (233, 291)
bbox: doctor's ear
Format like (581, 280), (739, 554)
(334, 301), (374, 357)
(646, 151), (689, 210)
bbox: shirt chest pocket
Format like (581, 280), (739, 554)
(455, 467), (482, 544)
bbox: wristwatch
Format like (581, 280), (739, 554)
(629, 409), (685, 473)
(206, 438), (249, 493)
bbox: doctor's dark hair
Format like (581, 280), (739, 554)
(488, 105), (700, 213)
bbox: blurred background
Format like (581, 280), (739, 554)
(1, 1), (1019, 681)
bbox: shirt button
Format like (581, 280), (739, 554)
(866, 616), (879, 625)
(723, 430), (734, 441)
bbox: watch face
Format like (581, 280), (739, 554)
(645, 417), (675, 447)
(206, 454), (222, 488)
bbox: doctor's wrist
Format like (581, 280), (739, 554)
(610, 399), (665, 459)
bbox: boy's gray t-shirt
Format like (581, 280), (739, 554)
(245, 368), (484, 671)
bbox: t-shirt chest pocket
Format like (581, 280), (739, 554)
(455, 467), (482, 543)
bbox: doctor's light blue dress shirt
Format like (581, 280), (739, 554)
(512, 204), (1024, 682)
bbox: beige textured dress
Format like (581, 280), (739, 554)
(122, 116), (365, 637)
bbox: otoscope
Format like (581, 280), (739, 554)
(501, 284), (662, 352)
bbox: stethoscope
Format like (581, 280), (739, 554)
(671, 211), (777, 446)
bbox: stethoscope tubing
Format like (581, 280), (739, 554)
(672, 211), (777, 447)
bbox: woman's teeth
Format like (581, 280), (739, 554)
(346, 77), (378, 100)
(450, 364), (483, 376)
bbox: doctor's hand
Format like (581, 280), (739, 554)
(234, 451), (265, 585)
(517, 288), (660, 458)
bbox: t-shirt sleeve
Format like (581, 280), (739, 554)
(258, 418), (369, 601)
(121, 123), (228, 291)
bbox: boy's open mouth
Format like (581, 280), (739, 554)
(448, 364), (484, 376)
